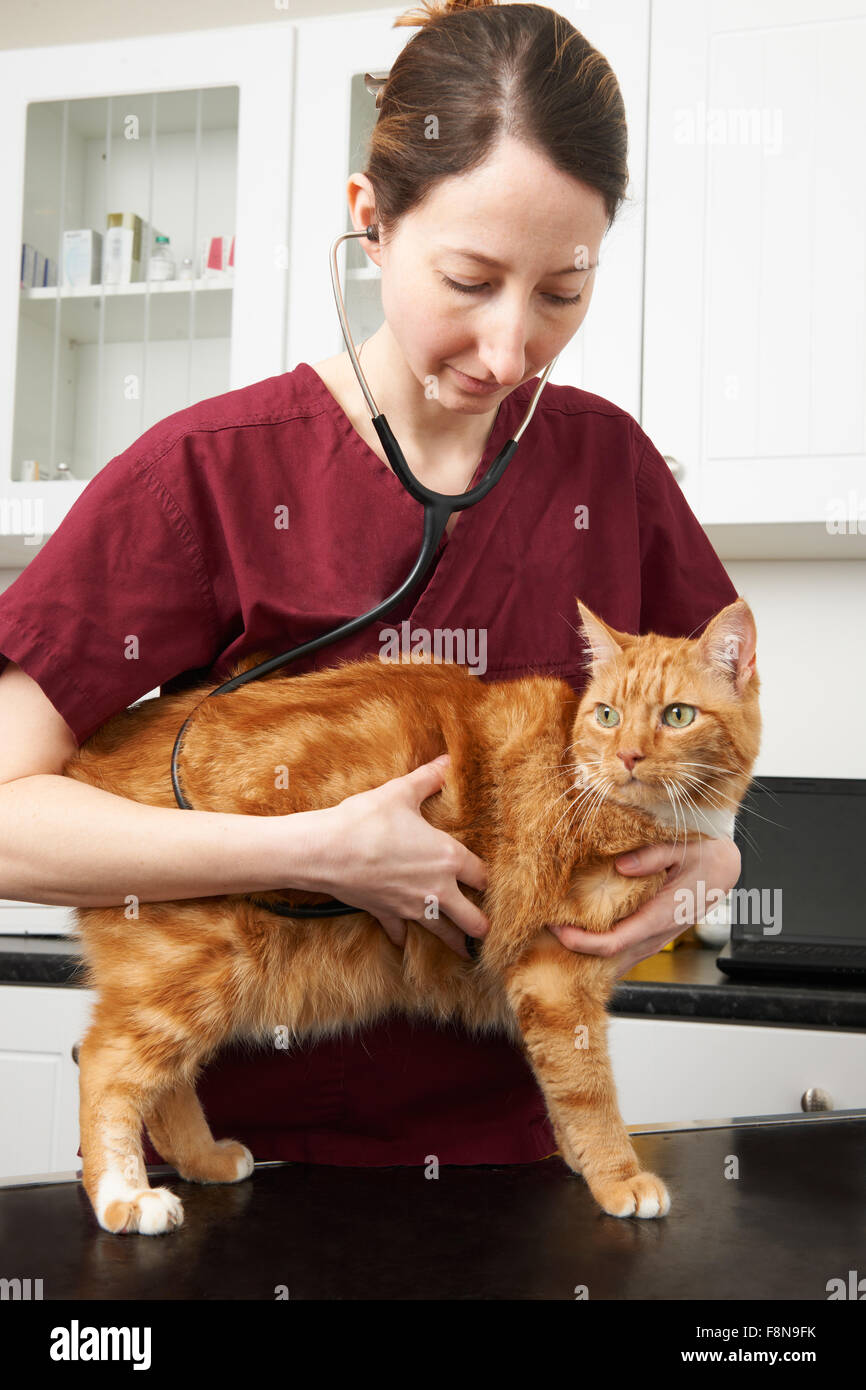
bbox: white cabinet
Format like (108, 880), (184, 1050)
(0, 901), (77, 937)
(0, 984), (96, 1180)
(610, 1014), (866, 1127)
(0, 22), (295, 566)
(643, 0), (866, 542)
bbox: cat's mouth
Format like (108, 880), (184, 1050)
(573, 764), (671, 813)
(607, 777), (656, 807)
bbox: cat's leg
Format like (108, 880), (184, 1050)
(504, 931), (671, 1219)
(142, 1083), (254, 1185)
(78, 1023), (185, 1236)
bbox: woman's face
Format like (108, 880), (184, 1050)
(357, 134), (611, 410)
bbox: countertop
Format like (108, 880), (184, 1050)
(2, 1112), (864, 1299)
(2, 933), (866, 1029)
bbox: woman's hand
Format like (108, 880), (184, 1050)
(547, 837), (742, 977)
(315, 753), (490, 960)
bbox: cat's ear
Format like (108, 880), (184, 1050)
(696, 599), (757, 695)
(576, 600), (634, 674)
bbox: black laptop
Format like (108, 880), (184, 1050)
(716, 776), (866, 981)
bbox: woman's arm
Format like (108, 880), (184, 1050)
(547, 837), (742, 976)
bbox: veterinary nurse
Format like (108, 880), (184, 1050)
(0, 0), (741, 1168)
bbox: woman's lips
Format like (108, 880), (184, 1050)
(447, 365), (501, 395)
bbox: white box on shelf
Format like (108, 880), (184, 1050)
(61, 229), (102, 288)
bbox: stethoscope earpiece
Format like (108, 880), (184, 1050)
(365, 224), (379, 241)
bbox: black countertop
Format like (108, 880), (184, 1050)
(2, 933), (865, 1029)
(2, 1113), (864, 1300)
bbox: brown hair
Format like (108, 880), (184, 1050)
(365, 0), (630, 243)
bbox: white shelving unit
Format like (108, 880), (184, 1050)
(0, 22), (296, 566)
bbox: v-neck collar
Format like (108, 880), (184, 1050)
(297, 359), (533, 555)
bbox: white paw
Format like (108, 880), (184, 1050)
(135, 1186), (185, 1235)
(595, 1172), (671, 1219)
(97, 1179), (185, 1235)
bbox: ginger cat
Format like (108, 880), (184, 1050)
(66, 597), (760, 1235)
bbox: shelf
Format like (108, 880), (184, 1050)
(19, 278), (233, 344)
(703, 520), (866, 561)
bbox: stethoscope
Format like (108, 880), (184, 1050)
(170, 224), (558, 919)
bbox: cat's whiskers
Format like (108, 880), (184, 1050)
(539, 779), (602, 848)
(676, 780), (720, 841)
(537, 780), (591, 827)
(675, 772), (763, 852)
(660, 777), (694, 875)
(576, 775), (615, 853)
(680, 759), (784, 811)
(660, 776), (684, 850)
(554, 788), (593, 853)
(675, 770), (737, 811)
(674, 770), (743, 840)
(552, 776), (604, 854)
(535, 769), (594, 830)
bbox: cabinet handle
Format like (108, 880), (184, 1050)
(663, 455), (686, 482)
(801, 1086), (833, 1112)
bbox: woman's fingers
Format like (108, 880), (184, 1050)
(454, 843), (489, 897)
(423, 913), (473, 960)
(376, 908), (471, 960)
(407, 752), (451, 804)
(615, 842), (679, 874)
(375, 914), (408, 949)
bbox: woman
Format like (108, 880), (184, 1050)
(0, 0), (740, 1168)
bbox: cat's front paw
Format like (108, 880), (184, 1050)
(591, 1170), (671, 1219)
(100, 1185), (185, 1236)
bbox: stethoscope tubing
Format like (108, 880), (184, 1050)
(168, 225), (557, 919)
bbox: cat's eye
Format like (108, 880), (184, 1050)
(663, 703), (696, 727)
(595, 704), (620, 727)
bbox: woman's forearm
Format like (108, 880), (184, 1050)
(0, 773), (331, 908)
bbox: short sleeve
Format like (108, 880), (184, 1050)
(635, 434), (738, 638)
(0, 452), (220, 746)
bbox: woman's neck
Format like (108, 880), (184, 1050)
(348, 325), (502, 475)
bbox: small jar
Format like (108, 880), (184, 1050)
(148, 235), (176, 282)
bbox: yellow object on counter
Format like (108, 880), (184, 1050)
(661, 925), (698, 951)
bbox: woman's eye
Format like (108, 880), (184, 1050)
(662, 703), (696, 727)
(439, 275), (582, 306)
(595, 704), (620, 727)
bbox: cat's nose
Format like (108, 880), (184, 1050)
(617, 749), (644, 773)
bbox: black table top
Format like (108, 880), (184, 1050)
(3, 1113), (864, 1300)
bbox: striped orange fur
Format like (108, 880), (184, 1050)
(67, 597), (760, 1233)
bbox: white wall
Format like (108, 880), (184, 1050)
(0, 0), (395, 51)
(725, 559), (866, 779)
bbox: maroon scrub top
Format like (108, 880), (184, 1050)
(0, 362), (737, 1167)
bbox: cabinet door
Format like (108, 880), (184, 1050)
(288, 2), (650, 418)
(0, 985), (96, 1179)
(643, 0), (866, 530)
(609, 1015), (866, 1127)
(0, 23), (295, 561)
